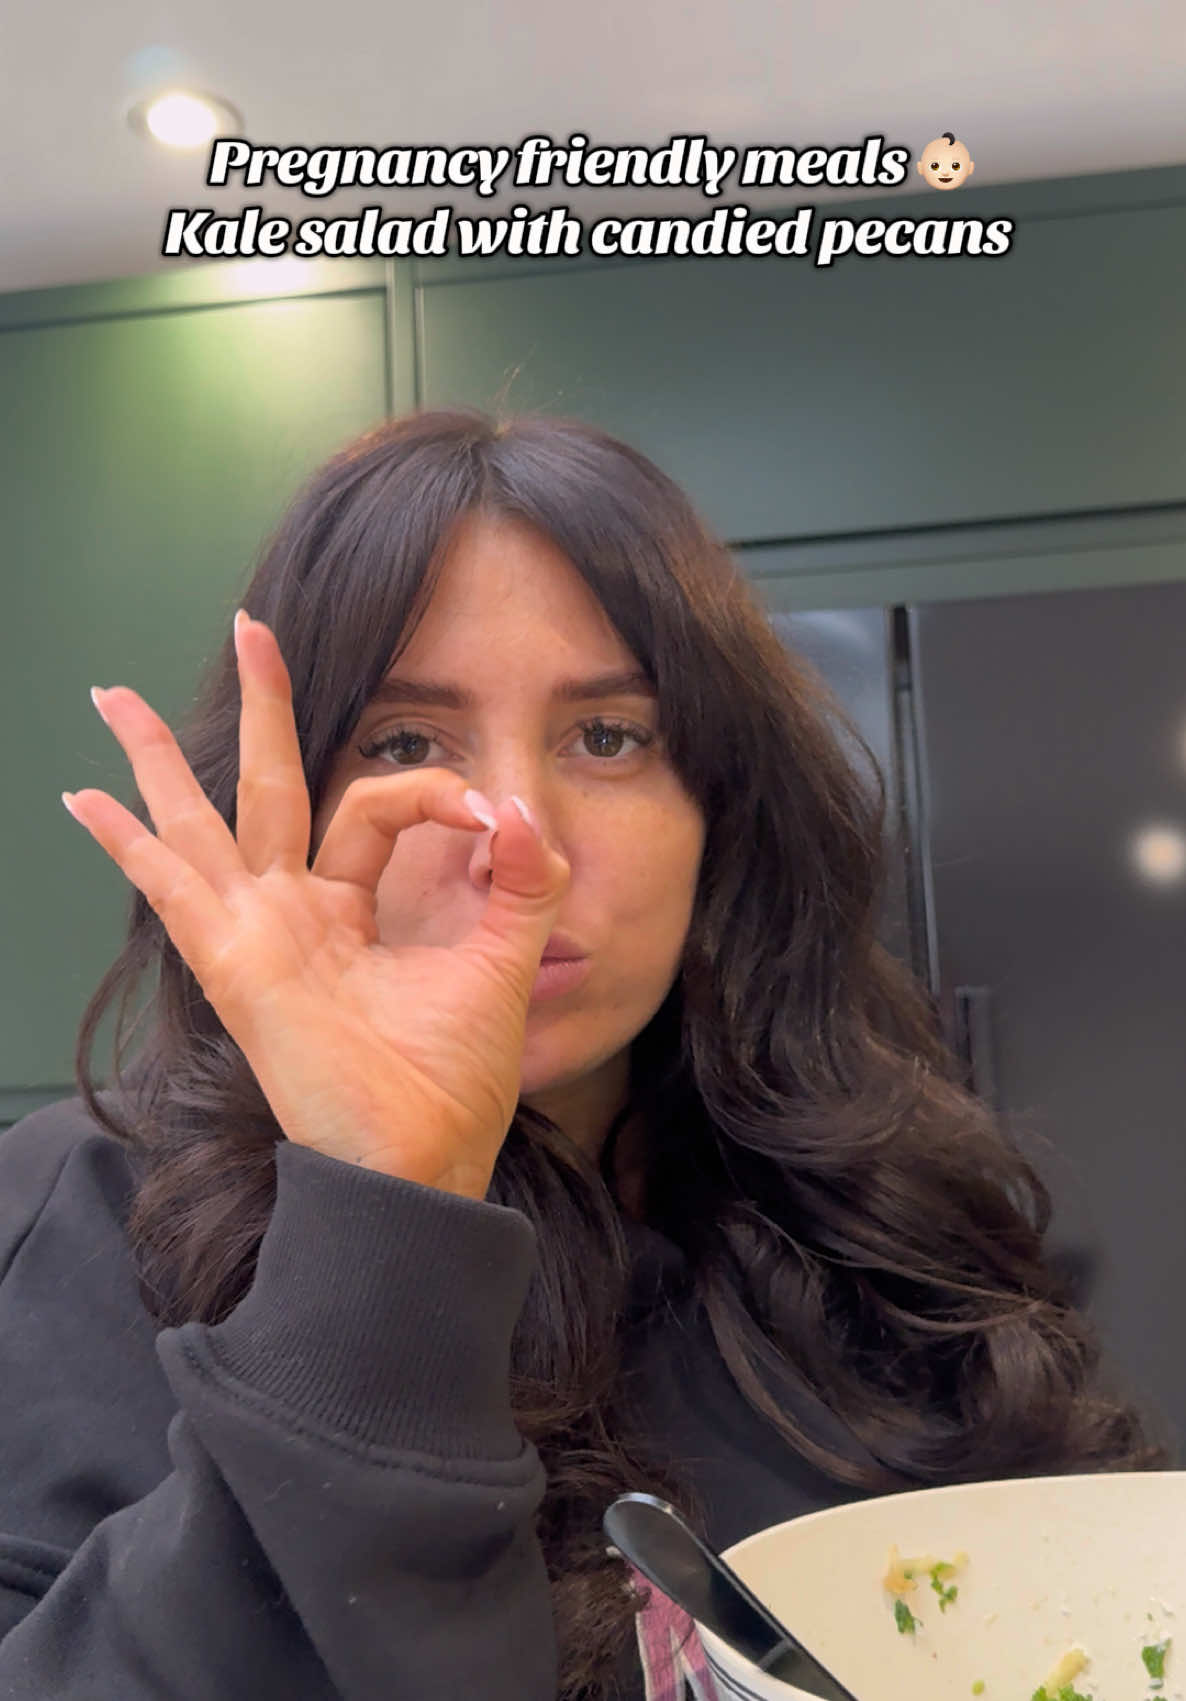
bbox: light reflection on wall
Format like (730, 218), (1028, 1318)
(222, 260), (318, 297)
(1127, 824), (1186, 889)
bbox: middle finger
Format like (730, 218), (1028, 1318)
(232, 610), (313, 876)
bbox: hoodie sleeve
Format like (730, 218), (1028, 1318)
(0, 1110), (558, 1700)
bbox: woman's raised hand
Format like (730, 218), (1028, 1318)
(64, 611), (571, 1200)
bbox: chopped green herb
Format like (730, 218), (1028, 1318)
(1142, 1638), (1171, 1679)
(971, 1684), (985, 1696)
(1030, 1688), (1090, 1701)
(926, 1560), (959, 1611)
(893, 1597), (919, 1635)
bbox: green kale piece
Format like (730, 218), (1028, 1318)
(893, 1598), (919, 1635)
(1142, 1638), (1171, 1679)
(928, 1562), (959, 1611)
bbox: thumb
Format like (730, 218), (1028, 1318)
(464, 795), (571, 990)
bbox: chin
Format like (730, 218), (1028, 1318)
(517, 1051), (581, 1100)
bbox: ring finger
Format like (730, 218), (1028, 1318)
(88, 687), (246, 895)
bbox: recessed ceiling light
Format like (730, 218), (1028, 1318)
(127, 90), (244, 150)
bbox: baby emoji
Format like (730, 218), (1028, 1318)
(917, 133), (975, 190)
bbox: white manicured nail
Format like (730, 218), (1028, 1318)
(511, 795), (538, 834)
(463, 788), (497, 829)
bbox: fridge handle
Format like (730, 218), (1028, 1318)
(952, 985), (998, 1111)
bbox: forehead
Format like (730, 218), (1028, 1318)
(373, 513), (650, 700)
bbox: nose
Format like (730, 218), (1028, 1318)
(464, 749), (548, 832)
(469, 827), (495, 880)
(465, 782), (548, 870)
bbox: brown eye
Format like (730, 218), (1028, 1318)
(952, 162), (960, 171)
(931, 160), (939, 168)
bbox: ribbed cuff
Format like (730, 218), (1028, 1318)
(178, 1139), (539, 1459)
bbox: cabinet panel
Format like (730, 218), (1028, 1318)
(1, 292), (387, 1104)
(911, 579), (1186, 1452)
(742, 507), (1186, 612)
(419, 203), (1186, 542)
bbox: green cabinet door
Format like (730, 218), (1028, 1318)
(1, 290), (387, 1117)
(417, 199), (1186, 543)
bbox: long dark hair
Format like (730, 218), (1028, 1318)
(75, 409), (1172, 1699)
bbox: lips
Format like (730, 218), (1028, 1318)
(541, 930), (587, 961)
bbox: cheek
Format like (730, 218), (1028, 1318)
(590, 807), (703, 920)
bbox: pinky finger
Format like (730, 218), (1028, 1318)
(62, 788), (236, 979)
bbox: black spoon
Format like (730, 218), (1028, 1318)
(603, 1492), (861, 1700)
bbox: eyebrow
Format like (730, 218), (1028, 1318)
(367, 669), (658, 710)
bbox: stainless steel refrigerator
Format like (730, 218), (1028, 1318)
(773, 576), (1186, 1463)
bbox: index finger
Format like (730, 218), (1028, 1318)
(311, 771), (495, 894)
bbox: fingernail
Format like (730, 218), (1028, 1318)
(62, 791), (82, 822)
(511, 794), (538, 834)
(234, 609), (250, 651)
(463, 789), (498, 829)
(90, 686), (111, 726)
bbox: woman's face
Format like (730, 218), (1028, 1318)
(310, 510), (706, 1154)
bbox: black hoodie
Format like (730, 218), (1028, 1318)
(0, 1094), (874, 1700)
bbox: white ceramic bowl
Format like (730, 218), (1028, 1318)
(695, 1472), (1185, 1701)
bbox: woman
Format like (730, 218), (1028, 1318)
(0, 409), (1170, 1701)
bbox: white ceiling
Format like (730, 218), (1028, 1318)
(4, 0), (1184, 297)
